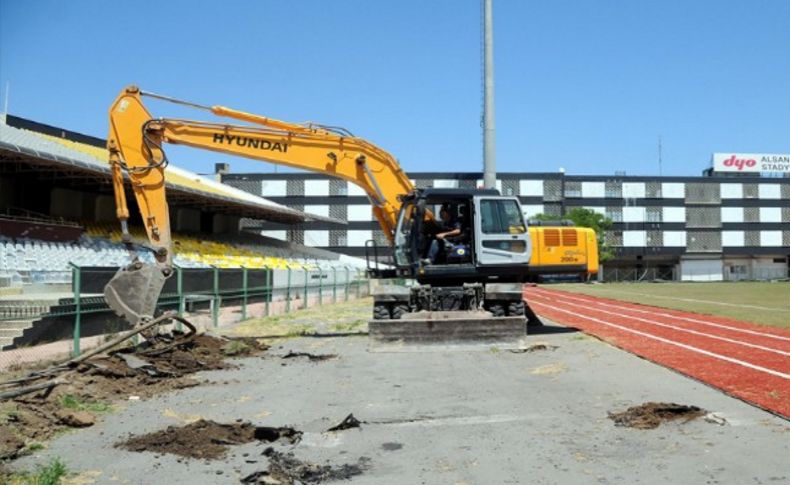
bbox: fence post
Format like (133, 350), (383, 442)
(265, 268), (271, 316)
(318, 267), (324, 306)
(175, 264), (184, 332)
(345, 266), (350, 302)
(303, 267), (309, 310)
(69, 262), (81, 357)
(356, 271), (361, 298)
(332, 267), (337, 303)
(212, 266), (220, 328)
(286, 266), (292, 313)
(241, 266), (248, 321)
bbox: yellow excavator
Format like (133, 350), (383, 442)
(104, 85), (597, 345)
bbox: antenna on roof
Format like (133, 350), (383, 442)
(1, 82), (8, 123)
(658, 135), (663, 176)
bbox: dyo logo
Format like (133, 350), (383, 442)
(723, 155), (756, 171)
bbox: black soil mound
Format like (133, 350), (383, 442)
(116, 420), (302, 460)
(609, 402), (706, 429)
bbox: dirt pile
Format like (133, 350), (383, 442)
(608, 402), (706, 429)
(0, 334), (268, 461)
(116, 420), (302, 460)
(242, 448), (370, 484)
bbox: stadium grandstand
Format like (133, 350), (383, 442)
(0, 114), (369, 352)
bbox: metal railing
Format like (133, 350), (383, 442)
(0, 264), (370, 357)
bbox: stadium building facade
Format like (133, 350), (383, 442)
(223, 170), (790, 282)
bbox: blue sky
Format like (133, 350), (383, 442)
(1, 0), (788, 177)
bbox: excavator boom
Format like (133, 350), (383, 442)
(105, 85), (413, 323)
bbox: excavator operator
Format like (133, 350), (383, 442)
(424, 205), (462, 265)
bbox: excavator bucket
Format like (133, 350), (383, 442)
(104, 261), (168, 325)
(368, 311), (527, 351)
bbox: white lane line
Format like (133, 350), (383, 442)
(555, 287), (790, 313)
(529, 288), (790, 343)
(527, 292), (790, 357)
(528, 300), (790, 380)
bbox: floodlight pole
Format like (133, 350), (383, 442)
(482, 0), (497, 189)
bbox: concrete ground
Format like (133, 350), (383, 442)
(12, 309), (790, 484)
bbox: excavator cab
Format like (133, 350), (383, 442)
(391, 188), (531, 285)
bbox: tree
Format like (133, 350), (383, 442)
(527, 208), (615, 261)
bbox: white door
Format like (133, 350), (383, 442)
(473, 196), (532, 266)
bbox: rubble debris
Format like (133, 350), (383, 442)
(281, 351), (338, 362)
(0, 333), (268, 462)
(704, 412), (728, 426)
(326, 413), (362, 432)
(508, 343), (558, 353)
(608, 402), (706, 429)
(116, 420), (302, 459)
(241, 448), (370, 484)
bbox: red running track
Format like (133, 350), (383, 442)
(524, 286), (790, 418)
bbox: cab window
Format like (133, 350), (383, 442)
(480, 200), (526, 234)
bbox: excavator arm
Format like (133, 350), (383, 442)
(104, 85), (414, 324)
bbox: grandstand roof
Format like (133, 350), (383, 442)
(0, 115), (342, 225)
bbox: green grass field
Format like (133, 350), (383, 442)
(549, 282), (790, 329)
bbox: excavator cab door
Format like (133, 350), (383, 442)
(472, 196), (532, 266)
(393, 198), (421, 270)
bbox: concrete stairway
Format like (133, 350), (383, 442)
(0, 296), (65, 350)
(0, 319), (36, 349)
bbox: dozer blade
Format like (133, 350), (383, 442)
(104, 262), (167, 325)
(368, 311), (527, 352)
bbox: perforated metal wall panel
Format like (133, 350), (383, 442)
(605, 181), (622, 198)
(686, 207), (721, 228)
(784, 230), (790, 247)
(687, 231), (721, 252)
(329, 230), (347, 247)
(501, 179), (519, 196)
(646, 207), (662, 222)
(783, 207), (790, 223)
(286, 179), (305, 196)
(647, 230), (662, 246)
(744, 207), (760, 223)
(329, 179), (347, 196)
(458, 179), (476, 189)
(782, 184), (790, 200)
(605, 230), (623, 246)
(745, 231), (760, 247)
(413, 179), (433, 188)
(685, 183), (720, 204)
(564, 181), (582, 197)
(645, 182), (662, 198)
(225, 179), (261, 195)
(743, 184), (759, 198)
(543, 180), (563, 201)
(287, 228), (304, 245)
(606, 207), (623, 222)
(329, 205), (347, 220)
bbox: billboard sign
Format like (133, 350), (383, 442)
(712, 153), (790, 173)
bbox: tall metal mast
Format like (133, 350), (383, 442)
(482, 0), (497, 189)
